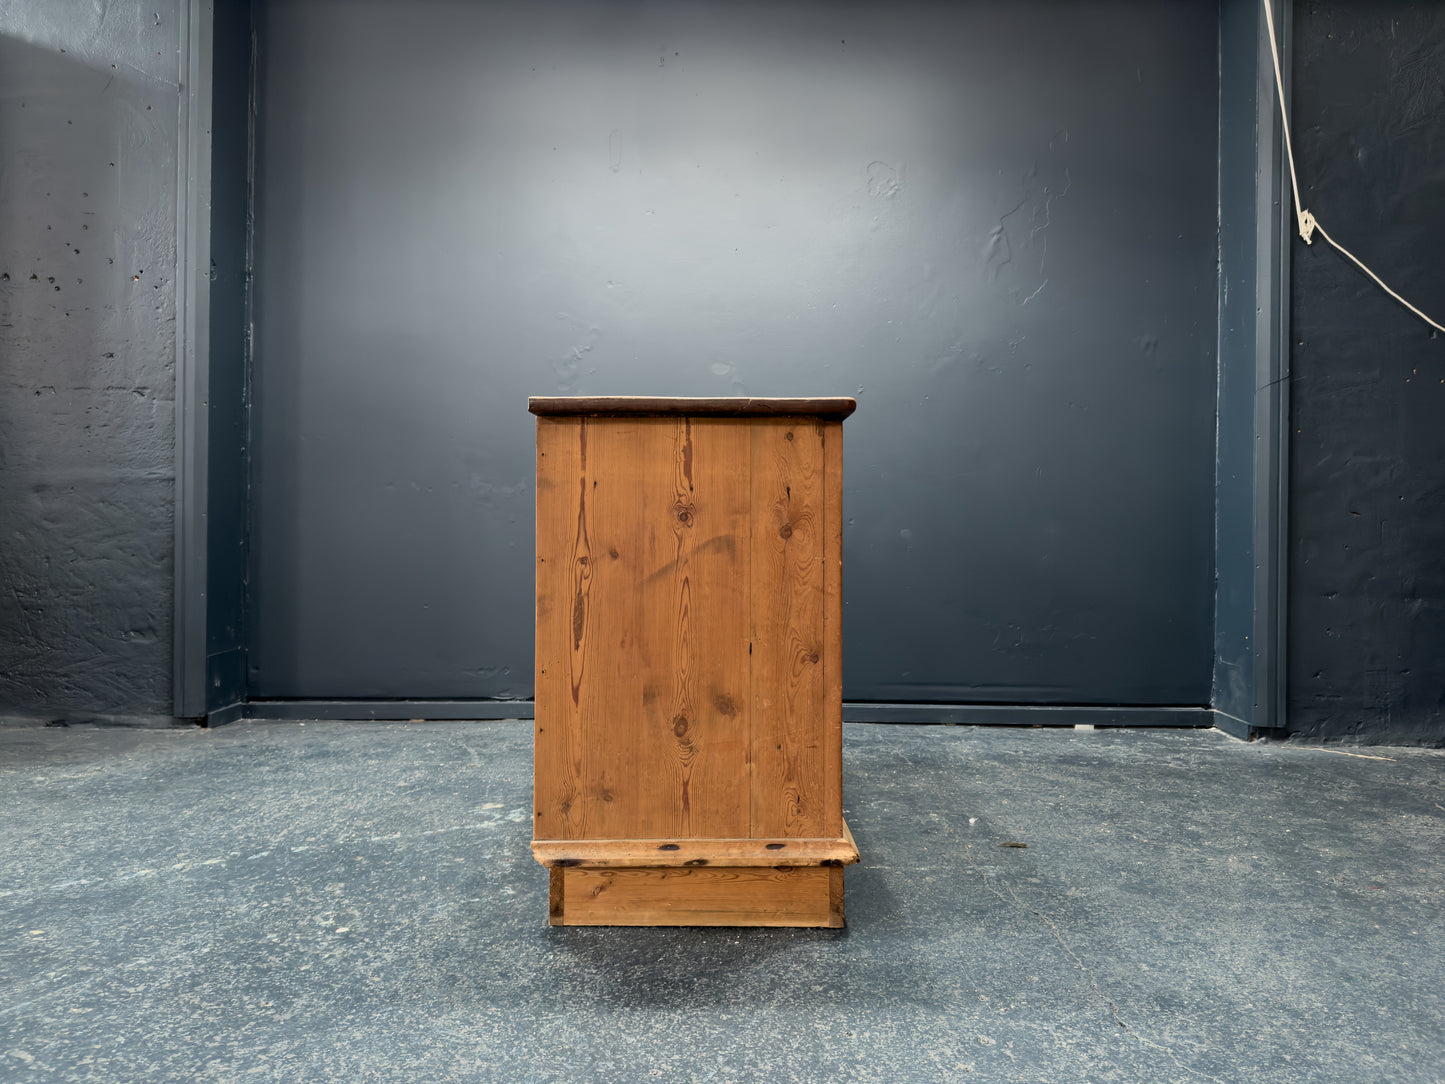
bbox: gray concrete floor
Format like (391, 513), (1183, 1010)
(1, 720), (1442, 1083)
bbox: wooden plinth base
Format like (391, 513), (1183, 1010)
(549, 864), (845, 928)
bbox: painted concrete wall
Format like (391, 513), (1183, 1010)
(23, 1), (1438, 740)
(248, 0), (1221, 705)
(0, 3), (180, 717)
(1287, 1), (1445, 744)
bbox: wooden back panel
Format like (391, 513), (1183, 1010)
(534, 413), (843, 843)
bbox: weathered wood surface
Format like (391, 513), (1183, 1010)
(551, 865), (842, 927)
(529, 396), (856, 420)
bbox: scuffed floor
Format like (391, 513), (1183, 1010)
(1, 720), (1442, 1082)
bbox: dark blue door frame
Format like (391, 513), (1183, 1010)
(174, 0), (251, 721)
(173, 0), (212, 721)
(1213, 0), (1293, 740)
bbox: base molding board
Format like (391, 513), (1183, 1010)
(203, 700), (246, 728)
(1212, 710), (1287, 742)
(237, 700), (535, 722)
(213, 700), (1221, 727)
(533, 820), (859, 870)
(549, 865), (846, 928)
(0, 711), (195, 730)
(843, 703), (1214, 727)
(1212, 709), (1253, 741)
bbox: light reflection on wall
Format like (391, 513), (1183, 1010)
(251, 0), (1222, 704)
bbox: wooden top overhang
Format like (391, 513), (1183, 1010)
(528, 395), (857, 420)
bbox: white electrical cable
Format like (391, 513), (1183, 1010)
(1261, 0), (1445, 335)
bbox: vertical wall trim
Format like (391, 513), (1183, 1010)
(174, 0), (215, 719)
(241, 10), (259, 695)
(1252, 0), (1291, 733)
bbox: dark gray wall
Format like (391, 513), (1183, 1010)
(249, 0), (1221, 705)
(7, 0), (1437, 739)
(0, 3), (180, 718)
(1287, 1), (1445, 745)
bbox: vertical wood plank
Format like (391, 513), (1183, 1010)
(574, 418), (653, 839)
(683, 419), (753, 837)
(631, 418), (752, 838)
(749, 418), (828, 838)
(821, 420), (845, 839)
(828, 866), (845, 928)
(534, 417), (588, 841)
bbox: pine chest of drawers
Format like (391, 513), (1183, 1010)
(530, 396), (858, 926)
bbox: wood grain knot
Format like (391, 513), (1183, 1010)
(608, 547), (619, 559)
(785, 431), (794, 441)
(765, 843), (786, 850)
(672, 715), (689, 737)
(571, 593), (586, 648)
(658, 843), (681, 851)
(673, 501), (695, 527)
(712, 693), (737, 717)
(779, 523), (793, 539)
(684, 858), (709, 866)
